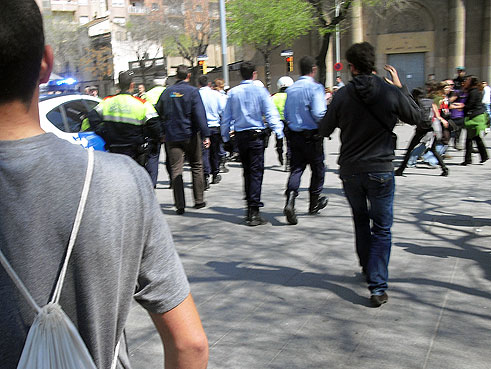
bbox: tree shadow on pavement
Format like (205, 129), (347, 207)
(189, 261), (370, 307)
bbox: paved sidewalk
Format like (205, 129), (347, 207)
(126, 124), (491, 369)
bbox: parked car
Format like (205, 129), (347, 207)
(39, 94), (106, 151)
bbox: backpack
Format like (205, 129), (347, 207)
(0, 150), (119, 369)
(418, 98), (434, 129)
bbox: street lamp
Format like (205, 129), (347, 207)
(219, 0), (229, 88)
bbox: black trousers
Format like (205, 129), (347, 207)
(464, 134), (489, 163)
(286, 130), (325, 196)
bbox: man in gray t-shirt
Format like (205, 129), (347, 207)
(0, 1), (208, 368)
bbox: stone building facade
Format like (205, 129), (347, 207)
(245, 0), (490, 92)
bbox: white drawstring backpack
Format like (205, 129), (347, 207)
(0, 150), (119, 369)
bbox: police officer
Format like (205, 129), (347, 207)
(88, 71), (161, 176)
(272, 76), (294, 170)
(142, 76), (171, 188)
(155, 65), (210, 215)
(198, 75), (227, 188)
(221, 61), (283, 226)
(283, 56), (328, 225)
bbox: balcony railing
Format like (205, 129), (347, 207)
(128, 6), (150, 15)
(50, 0), (78, 11)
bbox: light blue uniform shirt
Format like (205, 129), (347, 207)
(284, 76), (327, 132)
(199, 86), (227, 128)
(221, 80), (283, 141)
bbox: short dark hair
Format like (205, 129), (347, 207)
(118, 71), (133, 91)
(300, 56), (316, 76)
(346, 42), (376, 75)
(176, 65), (190, 80)
(0, 0), (45, 106)
(240, 61), (255, 80)
(198, 75), (208, 87)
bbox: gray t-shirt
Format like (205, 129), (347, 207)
(0, 133), (190, 369)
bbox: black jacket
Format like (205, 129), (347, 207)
(464, 87), (485, 119)
(319, 74), (420, 176)
(155, 80), (210, 142)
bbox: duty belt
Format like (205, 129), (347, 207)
(235, 129), (266, 140)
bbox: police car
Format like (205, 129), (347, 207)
(39, 93), (106, 151)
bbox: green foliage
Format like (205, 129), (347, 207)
(227, 0), (315, 54)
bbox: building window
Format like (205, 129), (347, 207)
(151, 3), (159, 11)
(79, 0), (88, 4)
(112, 0), (125, 7)
(79, 16), (89, 24)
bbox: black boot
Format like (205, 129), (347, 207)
(247, 206), (267, 226)
(283, 191), (298, 225)
(309, 193), (328, 215)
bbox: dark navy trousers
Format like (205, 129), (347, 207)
(236, 130), (266, 208)
(202, 127), (222, 176)
(286, 130), (325, 196)
(145, 143), (161, 187)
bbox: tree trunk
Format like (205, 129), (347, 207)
(190, 62), (198, 86)
(316, 32), (331, 87)
(263, 51), (272, 92)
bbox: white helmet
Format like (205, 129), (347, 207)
(253, 79), (265, 88)
(277, 76), (294, 90)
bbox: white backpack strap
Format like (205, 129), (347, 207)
(51, 149), (95, 304)
(110, 340), (121, 369)
(0, 249), (41, 313)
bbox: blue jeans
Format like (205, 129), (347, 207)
(423, 144), (446, 165)
(341, 172), (395, 295)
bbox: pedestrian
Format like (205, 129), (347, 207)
(221, 61), (284, 226)
(453, 66), (466, 91)
(319, 43), (421, 307)
(140, 75), (169, 188)
(283, 56), (328, 225)
(155, 65), (210, 214)
(482, 81), (491, 117)
(213, 78), (230, 173)
(87, 71), (162, 173)
(336, 75), (345, 88)
(461, 75), (489, 165)
(394, 88), (449, 177)
(272, 75), (294, 169)
(448, 79), (466, 150)
(198, 75), (226, 188)
(0, 1), (208, 368)
(136, 83), (146, 98)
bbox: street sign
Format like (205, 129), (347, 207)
(197, 54), (208, 61)
(334, 62), (343, 71)
(280, 49), (294, 57)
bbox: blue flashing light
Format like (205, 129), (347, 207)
(56, 78), (77, 86)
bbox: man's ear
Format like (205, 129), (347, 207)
(39, 45), (54, 84)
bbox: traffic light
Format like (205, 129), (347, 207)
(198, 60), (207, 74)
(286, 56), (293, 72)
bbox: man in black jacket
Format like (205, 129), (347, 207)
(320, 42), (420, 307)
(155, 65), (210, 214)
